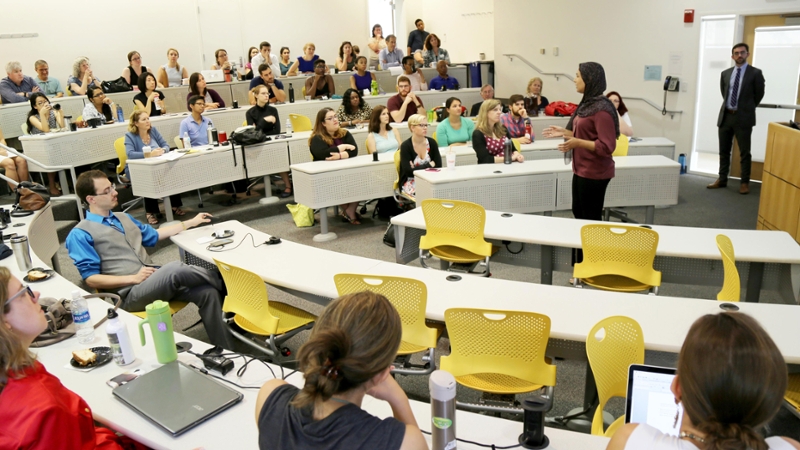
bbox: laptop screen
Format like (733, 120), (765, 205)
(625, 364), (683, 435)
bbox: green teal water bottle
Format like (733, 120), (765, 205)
(138, 300), (177, 364)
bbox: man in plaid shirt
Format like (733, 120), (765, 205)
(500, 94), (533, 144)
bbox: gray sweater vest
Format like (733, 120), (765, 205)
(75, 213), (152, 296)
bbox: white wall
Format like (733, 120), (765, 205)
(493, 0), (800, 167)
(0, 0), (368, 86)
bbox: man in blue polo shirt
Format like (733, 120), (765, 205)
(179, 96), (211, 145)
(428, 61), (459, 91)
(66, 170), (233, 348)
(248, 64), (285, 105)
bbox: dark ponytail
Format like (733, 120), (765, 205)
(291, 291), (402, 411)
(700, 421), (769, 450)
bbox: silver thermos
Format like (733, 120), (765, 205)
(430, 370), (457, 450)
(504, 138), (513, 164)
(10, 236), (32, 272)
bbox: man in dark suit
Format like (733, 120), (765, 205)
(708, 43), (765, 195)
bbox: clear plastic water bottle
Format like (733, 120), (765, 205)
(71, 290), (94, 344)
(183, 132), (192, 149)
(286, 119), (292, 135)
(678, 153), (687, 174)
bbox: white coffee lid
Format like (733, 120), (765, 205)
(429, 370), (456, 401)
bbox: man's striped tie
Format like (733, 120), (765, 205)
(730, 67), (741, 108)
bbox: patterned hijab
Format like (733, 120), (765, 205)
(566, 62), (620, 138)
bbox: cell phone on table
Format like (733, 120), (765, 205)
(209, 238), (234, 248)
(106, 369), (145, 388)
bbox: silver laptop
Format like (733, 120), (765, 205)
(112, 361), (243, 436)
(625, 364), (682, 436)
(201, 69), (225, 83)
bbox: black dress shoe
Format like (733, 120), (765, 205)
(280, 190), (293, 198)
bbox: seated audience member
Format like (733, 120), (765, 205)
(82, 86), (115, 124)
(397, 56), (426, 91)
(133, 72), (166, 117)
(287, 43), (321, 76)
(388, 76), (424, 123)
(417, 33), (450, 68)
(180, 95), (213, 147)
(436, 97), (475, 147)
(428, 61), (459, 91)
(0, 267), (149, 450)
(122, 51), (154, 88)
(336, 89), (372, 126)
(0, 127), (31, 192)
(473, 99), (524, 164)
(470, 84), (508, 117)
(251, 41), (281, 78)
(0, 62), (41, 103)
(186, 72), (225, 111)
(379, 35), (404, 69)
(367, 24), (387, 69)
(278, 47), (291, 76)
(524, 77), (549, 116)
(24, 93), (58, 194)
(247, 86), (291, 198)
(350, 56), (376, 91)
(607, 312), (800, 450)
(247, 65), (285, 105)
(156, 48), (189, 88)
(407, 19), (429, 57)
(210, 48), (232, 72)
(33, 60), (64, 97)
(336, 41), (356, 72)
(66, 170), (233, 348)
(242, 46), (259, 80)
(500, 94), (533, 144)
(68, 57), (102, 96)
(305, 60), (335, 99)
(399, 114), (442, 198)
(308, 108), (360, 224)
(607, 91), (634, 137)
(126, 111), (183, 224)
(256, 291), (427, 450)
(366, 105), (402, 154)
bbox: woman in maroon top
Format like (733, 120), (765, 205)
(544, 62), (617, 223)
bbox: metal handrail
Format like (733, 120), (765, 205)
(759, 103), (800, 110)
(0, 143), (82, 217)
(502, 53), (684, 119)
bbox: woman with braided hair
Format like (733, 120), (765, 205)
(607, 312), (800, 450)
(255, 291), (427, 450)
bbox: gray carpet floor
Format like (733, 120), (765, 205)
(45, 173), (800, 438)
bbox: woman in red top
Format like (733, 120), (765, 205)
(544, 62), (618, 223)
(0, 267), (145, 450)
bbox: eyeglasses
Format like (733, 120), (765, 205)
(415, 124), (429, 128)
(325, 116), (338, 122)
(733, 51), (748, 56)
(5, 285), (34, 306)
(93, 185), (117, 196)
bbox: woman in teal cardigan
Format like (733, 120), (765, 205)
(436, 97), (475, 147)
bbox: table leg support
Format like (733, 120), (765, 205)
(541, 244), (553, 285)
(394, 225), (405, 263)
(645, 205), (655, 224)
(259, 175), (279, 205)
(163, 197), (174, 224)
(313, 207), (338, 242)
(58, 170), (70, 195)
(745, 262), (765, 303)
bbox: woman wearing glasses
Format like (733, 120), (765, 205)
(398, 114), (441, 198)
(121, 51), (155, 88)
(24, 92), (57, 194)
(309, 108), (360, 224)
(0, 267), (147, 449)
(124, 110), (184, 225)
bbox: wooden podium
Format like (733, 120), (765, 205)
(757, 122), (800, 243)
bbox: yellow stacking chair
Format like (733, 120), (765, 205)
(715, 234), (740, 302)
(611, 134), (629, 157)
(289, 113), (312, 132)
(333, 274), (441, 375)
(573, 224), (661, 294)
(786, 374), (800, 417)
(113, 137), (145, 213)
(441, 308), (557, 414)
(604, 135), (633, 222)
(214, 259), (316, 359)
(419, 199), (494, 276)
(586, 316), (645, 437)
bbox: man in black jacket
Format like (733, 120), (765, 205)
(708, 43), (765, 195)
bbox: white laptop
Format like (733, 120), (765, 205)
(625, 364), (682, 436)
(201, 69), (225, 84)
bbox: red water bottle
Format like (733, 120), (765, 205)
(525, 122), (532, 139)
